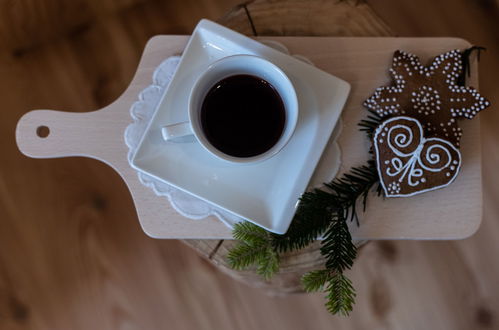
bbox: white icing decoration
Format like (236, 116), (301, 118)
(411, 86), (441, 115)
(374, 116), (462, 197)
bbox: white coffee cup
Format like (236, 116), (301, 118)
(162, 54), (298, 164)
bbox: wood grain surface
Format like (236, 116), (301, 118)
(1, 0), (499, 329)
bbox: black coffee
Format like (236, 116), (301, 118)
(200, 74), (286, 158)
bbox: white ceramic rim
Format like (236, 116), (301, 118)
(188, 54), (299, 164)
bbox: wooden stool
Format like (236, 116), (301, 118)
(184, 0), (394, 294)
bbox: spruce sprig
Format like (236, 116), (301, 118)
(299, 160), (380, 315)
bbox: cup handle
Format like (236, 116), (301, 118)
(161, 122), (194, 142)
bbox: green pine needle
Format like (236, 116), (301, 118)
(358, 109), (383, 141)
(321, 214), (357, 272)
(302, 270), (356, 316)
(325, 273), (356, 316)
(302, 269), (332, 292)
(458, 46), (485, 86)
(232, 221), (268, 245)
(256, 247), (279, 280)
(271, 190), (335, 253)
(227, 243), (269, 270)
(227, 222), (280, 280)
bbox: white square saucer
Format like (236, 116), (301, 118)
(131, 20), (350, 234)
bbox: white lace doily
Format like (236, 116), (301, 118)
(125, 42), (342, 229)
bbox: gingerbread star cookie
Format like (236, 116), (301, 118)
(364, 49), (490, 148)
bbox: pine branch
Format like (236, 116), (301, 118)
(296, 161), (379, 315)
(300, 204), (358, 315)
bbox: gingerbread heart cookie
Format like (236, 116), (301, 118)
(374, 116), (461, 197)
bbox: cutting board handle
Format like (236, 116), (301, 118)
(15, 108), (120, 161)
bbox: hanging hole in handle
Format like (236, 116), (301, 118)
(36, 125), (50, 138)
